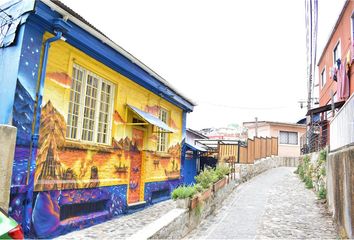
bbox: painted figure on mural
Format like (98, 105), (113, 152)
(85, 166), (100, 188)
(62, 168), (78, 189)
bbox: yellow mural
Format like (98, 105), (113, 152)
(34, 32), (183, 200)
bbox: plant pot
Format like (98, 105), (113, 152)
(176, 198), (190, 209)
(190, 196), (199, 209)
(213, 177), (227, 192)
(199, 188), (213, 201)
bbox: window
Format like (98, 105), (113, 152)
(66, 64), (114, 144)
(279, 131), (298, 145)
(333, 41), (341, 65)
(321, 67), (326, 88)
(157, 108), (168, 152)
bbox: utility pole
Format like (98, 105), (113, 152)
(255, 117), (258, 138)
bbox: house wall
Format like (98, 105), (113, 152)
(7, 25), (186, 238)
(269, 125), (306, 157)
(247, 125), (270, 138)
(318, 1), (354, 107)
(36, 32), (183, 188)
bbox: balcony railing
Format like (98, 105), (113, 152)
(300, 121), (328, 154)
(330, 93), (354, 151)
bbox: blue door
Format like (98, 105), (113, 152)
(183, 153), (197, 185)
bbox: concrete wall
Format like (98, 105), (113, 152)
(327, 146), (354, 238)
(0, 125), (17, 212)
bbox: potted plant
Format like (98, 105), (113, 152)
(171, 185), (196, 209)
(212, 165), (231, 192)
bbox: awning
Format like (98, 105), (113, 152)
(185, 143), (207, 152)
(306, 101), (345, 116)
(127, 104), (175, 133)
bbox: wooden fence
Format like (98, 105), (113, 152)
(218, 137), (278, 164)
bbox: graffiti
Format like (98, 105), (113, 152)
(7, 29), (185, 238)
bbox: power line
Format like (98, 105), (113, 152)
(198, 101), (289, 110)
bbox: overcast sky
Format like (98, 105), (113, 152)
(2, 0), (346, 130)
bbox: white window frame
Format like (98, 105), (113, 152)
(321, 67), (326, 88)
(157, 107), (169, 152)
(66, 63), (115, 145)
(333, 40), (341, 66)
(279, 131), (298, 145)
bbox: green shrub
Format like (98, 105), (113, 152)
(319, 150), (327, 163)
(298, 165), (305, 180)
(303, 155), (310, 165)
(171, 185), (196, 200)
(194, 183), (204, 193)
(195, 168), (217, 189)
(320, 167), (326, 177)
(214, 165), (231, 180)
(318, 186), (327, 200)
(305, 177), (313, 189)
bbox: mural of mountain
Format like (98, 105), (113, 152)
(144, 105), (160, 116)
(46, 72), (72, 89)
(12, 79), (35, 146)
(167, 143), (181, 157)
(113, 137), (139, 152)
(35, 101), (66, 191)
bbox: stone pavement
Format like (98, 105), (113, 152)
(56, 200), (176, 239)
(185, 167), (338, 239)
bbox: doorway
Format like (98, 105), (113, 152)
(128, 128), (144, 204)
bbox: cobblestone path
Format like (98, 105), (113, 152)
(186, 167), (338, 239)
(56, 200), (176, 239)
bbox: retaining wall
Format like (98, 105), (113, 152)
(327, 146), (354, 238)
(0, 125), (17, 212)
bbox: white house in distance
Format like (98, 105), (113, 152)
(243, 121), (306, 157)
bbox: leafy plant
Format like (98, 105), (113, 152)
(319, 150), (327, 163)
(305, 176), (313, 189)
(194, 183), (204, 193)
(195, 201), (204, 216)
(320, 167), (326, 177)
(318, 186), (327, 200)
(214, 165), (231, 180)
(171, 185), (196, 200)
(195, 168), (217, 189)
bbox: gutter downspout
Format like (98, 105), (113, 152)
(24, 30), (63, 234)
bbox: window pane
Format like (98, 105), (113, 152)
(66, 66), (84, 139)
(279, 131), (288, 144)
(81, 74), (98, 142)
(97, 80), (112, 144)
(157, 108), (168, 152)
(288, 132), (298, 145)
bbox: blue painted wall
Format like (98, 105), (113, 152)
(0, 24), (25, 124)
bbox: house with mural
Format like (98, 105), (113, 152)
(0, 0), (194, 238)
